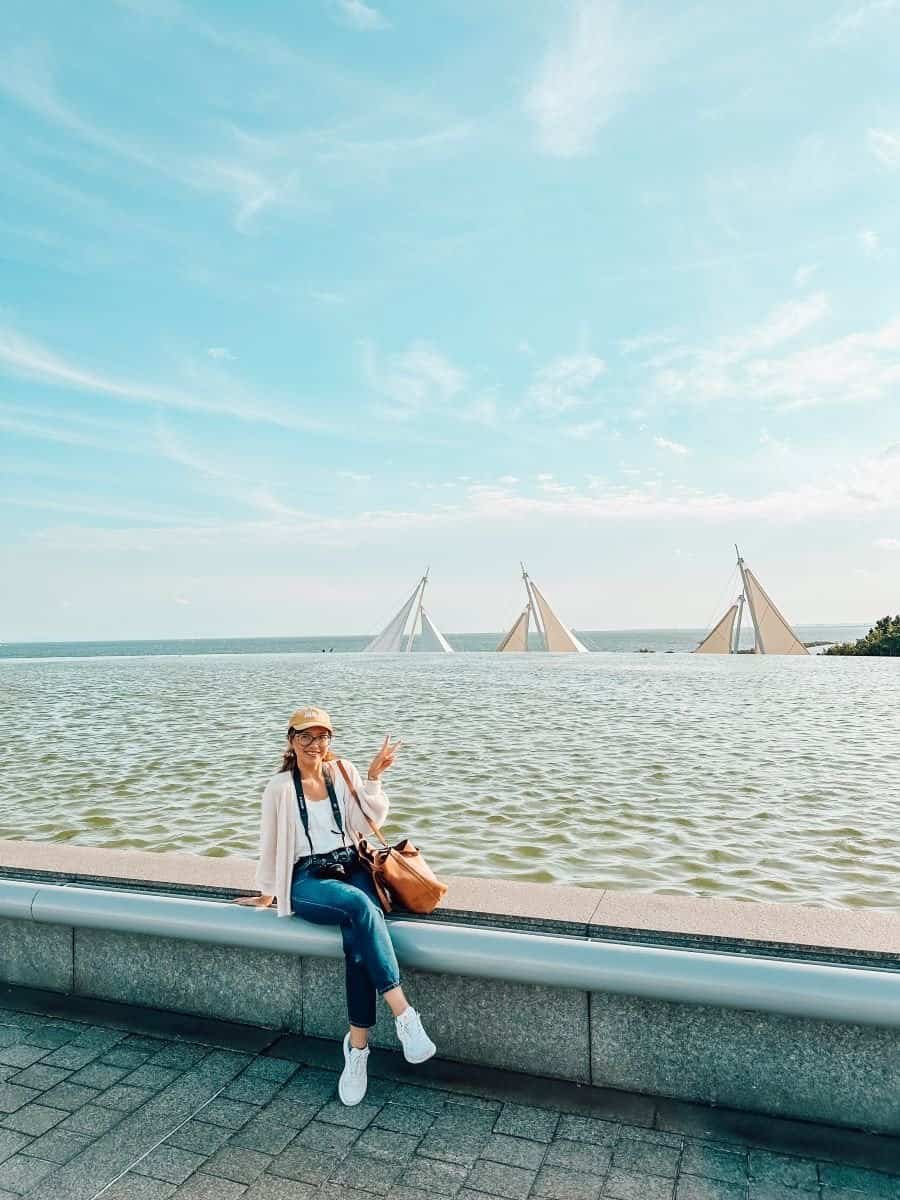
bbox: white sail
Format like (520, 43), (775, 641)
(694, 604), (738, 654)
(529, 581), (589, 653)
(419, 608), (454, 653)
(364, 582), (421, 653)
(743, 568), (808, 656)
(497, 606), (530, 652)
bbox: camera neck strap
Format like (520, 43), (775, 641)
(291, 765), (346, 856)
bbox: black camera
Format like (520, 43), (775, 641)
(314, 862), (350, 882)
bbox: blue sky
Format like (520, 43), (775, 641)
(2, 0), (899, 639)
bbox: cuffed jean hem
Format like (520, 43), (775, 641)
(378, 979), (401, 995)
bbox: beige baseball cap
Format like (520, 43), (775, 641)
(287, 706), (333, 734)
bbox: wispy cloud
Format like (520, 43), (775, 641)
(651, 298), (900, 411)
(331, 0), (390, 32)
(0, 44), (301, 231)
(0, 325), (340, 433)
(524, 0), (652, 157)
(816, 0), (898, 45)
(361, 340), (466, 420)
(654, 436), (690, 455)
(528, 352), (606, 413)
(868, 127), (900, 168)
(206, 347), (234, 360)
(859, 229), (880, 256)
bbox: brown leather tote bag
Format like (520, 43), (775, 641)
(336, 761), (448, 914)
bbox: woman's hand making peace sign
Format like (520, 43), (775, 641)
(367, 733), (402, 781)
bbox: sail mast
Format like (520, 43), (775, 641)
(733, 591), (745, 654)
(405, 569), (429, 653)
(522, 563), (544, 650)
(736, 544), (762, 654)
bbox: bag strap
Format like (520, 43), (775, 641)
(335, 760), (388, 847)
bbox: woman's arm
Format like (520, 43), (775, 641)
(343, 759), (389, 827)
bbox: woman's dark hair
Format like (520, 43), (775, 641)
(280, 727), (335, 773)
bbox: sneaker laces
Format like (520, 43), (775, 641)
(398, 1008), (421, 1034)
(347, 1045), (368, 1076)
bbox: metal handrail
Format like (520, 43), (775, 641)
(2, 879), (898, 1030)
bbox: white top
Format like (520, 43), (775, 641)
(255, 758), (388, 918)
(293, 782), (348, 859)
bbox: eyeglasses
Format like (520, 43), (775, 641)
(294, 730), (332, 746)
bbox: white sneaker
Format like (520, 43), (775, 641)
(338, 1032), (369, 1106)
(395, 1006), (436, 1064)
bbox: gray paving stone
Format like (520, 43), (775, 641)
(674, 1177), (743, 1200)
(204, 1147), (273, 1185)
(101, 1174), (178, 1199)
(493, 1103), (560, 1143)
(57, 1102), (126, 1135)
(40, 1045), (101, 1071)
(398, 1154), (470, 1196)
(20, 1127), (92, 1164)
(818, 1164), (900, 1197)
(166, 1120), (234, 1156)
(200, 1098), (260, 1130)
(315, 1099), (379, 1130)
(96, 1083), (159, 1111)
(125, 1065), (185, 1091)
(39, 1081), (101, 1111)
(680, 1143), (748, 1185)
(222, 1076), (283, 1107)
(372, 1103), (436, 1136)
(0, 1083), (40, 1113)
(556, 1114), (620, 1145)
(544, 1138), (613, 1176)
(748, 1182), (815, 1200)
(612, 1137), (681, 1178)
(351, 1125), (421, 1162)
(431, 1104), (498, 1135)
(0, 1151), (57, 1192)
(8, 1063), (70, 1091)
(389, 1084), (449, 1113)
(0, 1128), (31, 1163)
(616, 1123), (682, 1148)
(479, 1133), (547, 1171)
(242, 1176), (317, 1199)
(173, 1173), (248, 1199)
(102, 1047), (158, 1068)
(747, 1147), (819, 1190)
(288, 1119), (359, 1154)
(268, 1144), (342, 1185)
(254, 1099), (319, 1130)
(66, 1061), (130, 1090)
(602, 1167), (674, 1200)
(330, 1151), (406, 1194)
(533, 1164), (604, 1200)
(0, 1046), (47, 1069)
(277, 1071), (336, 1106)
(464, 1158), (538, 1199)
(151, 1045), (212, 1072)
(135, 1144), (210, 1184)
(0, 1072), (16, 1087)
(419, 1127), (489, 1167)
(0, 1103), (65, 1136)
(228, 1119), (297, 1156)
(244, 1059), (298, 1084)
(23, 1025), (77, 1048)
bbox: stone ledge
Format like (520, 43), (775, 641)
(1, 838), (898, 966)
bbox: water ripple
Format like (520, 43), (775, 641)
(1, 651), (898, 910)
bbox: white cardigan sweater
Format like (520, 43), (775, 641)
(254, 759), (389, 918)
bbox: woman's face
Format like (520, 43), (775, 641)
(292, 725), (332, 769)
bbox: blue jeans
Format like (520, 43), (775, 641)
(290, 859), (401, 1029)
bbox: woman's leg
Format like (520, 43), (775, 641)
(343, 865), (411, 1019)
(290, 867), (400, 1037)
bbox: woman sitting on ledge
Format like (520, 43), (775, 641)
(234, 706), (435, 1105)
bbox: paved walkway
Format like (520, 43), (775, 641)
(0, 986), (897, 1200)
